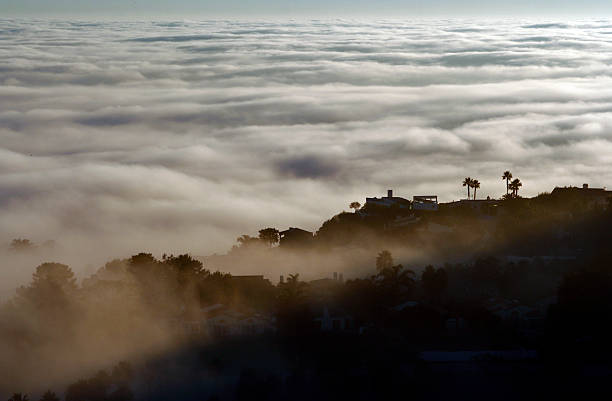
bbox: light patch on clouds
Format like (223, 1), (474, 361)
(2, 19), (612, 274)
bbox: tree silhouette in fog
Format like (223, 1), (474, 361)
(373, 251), (416, 304)
(31, 262), (76, 292)
(278, 274), (307, 304)
(9, 238), (35, 252)
(7, 394), (29, 401)
(236, 234), (260, 248)
(349, 201), (361, 212)
(376, 250), (393, 272)
(66, 363), (134, 401)
(258, 228), (280, 247)
(16, 262), (77, 311)
(276, 274), (313, 336)
(502, 170), (513, 195)
(38, 391), (59, 401)
(421, 265), (448, 303)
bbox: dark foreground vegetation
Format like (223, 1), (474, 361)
(2, 186), (612, 400)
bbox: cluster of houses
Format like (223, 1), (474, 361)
(280, 184), (612, 248)
(364, 183), (612, 214)
(172, 182), (612, 340)
(276, 183), (612, 246)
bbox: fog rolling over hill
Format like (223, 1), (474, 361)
(3, 19), (612, 269)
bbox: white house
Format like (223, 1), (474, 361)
(412, 195), (439, 211)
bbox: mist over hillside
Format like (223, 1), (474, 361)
(4, 19), (612, 266)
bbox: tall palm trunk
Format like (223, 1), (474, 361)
(474, 188), (477, 200)
(506, 178), (509, 195)
(467, 186), (470, 199)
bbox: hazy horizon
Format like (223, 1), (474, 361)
(2, 1), (612, 18)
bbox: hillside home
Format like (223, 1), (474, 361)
(440, 199), (499, 215)
(365, 189), (411, 209)
(551, 184), (612, 209)
(279, 227), (314, 247)
(413, 195), (439, 211)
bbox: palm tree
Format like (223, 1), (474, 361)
(376, 250), (393, 272)
(502, 171), (512, 195)
(462, 177), (473, 199)
(376, 264), (416, 304)
(510, 178), (522, 197)
(349, 201), (361, 213)
(472, 179), (480, 200)
(278, 273), (307, 304)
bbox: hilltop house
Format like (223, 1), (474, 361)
(412, 195), (439, 211)
(551, 183), (612, 209)
(440, 198), (500, 216)
(279, 227), (314, 247)
(364, 190), (411, 209)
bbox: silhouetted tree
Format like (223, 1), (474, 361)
(502, 171), (513, 195)
(111, 361), (133, 384)
(462, 177), (472, 199)
(236, 235), (260, 248)
(9, 238), (35, 252)
(30, 262), (77, 292)
(108, 384), (133, 401)
(376, 263), (416, 304)
(472, 179), (480, 200)
(421, 265), (448, 302)
(278, 274), (306, 303)
(276, 274), (312, 336)
(258, 228), (280, 248)
(38, 391), (59, 401)
(127, 253), (160, 280)
(349, 201), (361, 212)
(16, 262), (77, 311)
(509, 178), (522, 197)
(65, 365), (134, 401)
(163, 254), (207, 277)
(376, 250), (393, 272)
(7, 393), (29, 401)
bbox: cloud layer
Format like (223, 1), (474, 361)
(2, 18), (612, 271)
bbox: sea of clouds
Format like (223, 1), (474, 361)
(2, 19), (612, 275)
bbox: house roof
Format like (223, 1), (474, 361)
(280, 227), (313, 235)
(551, 186), (612, 197)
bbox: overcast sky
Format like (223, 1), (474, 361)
(2, 1), (612, 18)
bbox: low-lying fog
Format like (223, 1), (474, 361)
(4, 19), (612, 285)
